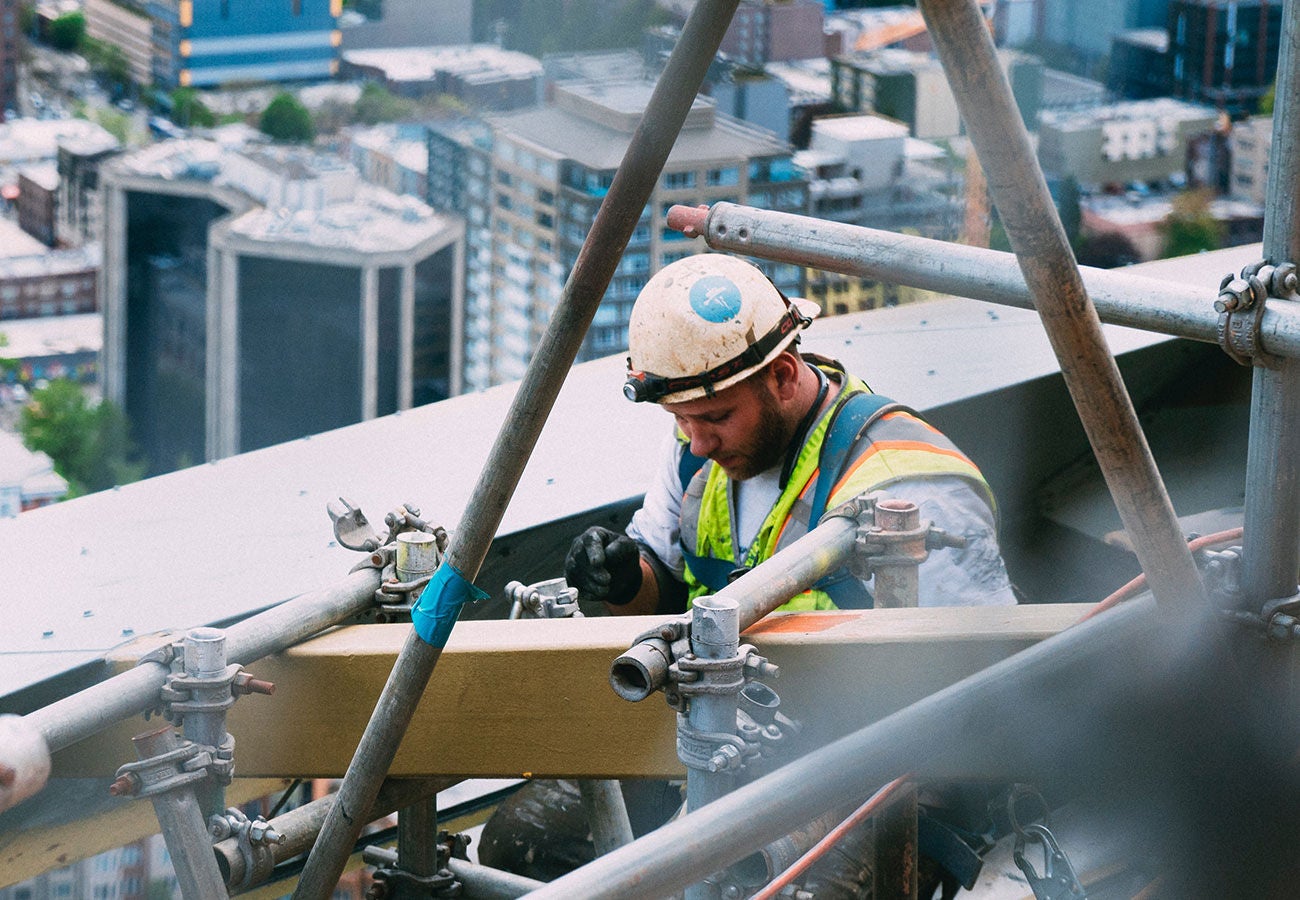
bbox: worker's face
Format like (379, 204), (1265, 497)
(666, 370), (792, 481)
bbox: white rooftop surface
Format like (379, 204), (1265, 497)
(0, 218), (48, 258)
(1085, 193), (1264, 227)
(812, 114), (910, 143)
(765, 59), (833, 104)
(19, 163), (59, 193)
(1041, 97), (1220, 132)
(0, 118), (117, 166)
(228, 186), (453, 253)
(0, 243), (1261, 700)
(342, 44), (544, 82)
(0, 312), (101, 358)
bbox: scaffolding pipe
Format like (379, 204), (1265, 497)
(668, 203), (1300, 360)
(22, 566), (382, 757)
(216, 778), (460, 889)
(916, 0), (1206, 611)
(293, 1), (745, 895)
(577, 780), (636, 857)
(526, 595), (1163, 899)
(1242, 0), (1300, 605)
(611, 511), (862, 701)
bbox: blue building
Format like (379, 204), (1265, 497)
(149, 0), (340, 89)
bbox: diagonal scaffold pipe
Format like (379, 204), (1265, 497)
(291, 1), (745, 895)
(914, 0), (1207, 612)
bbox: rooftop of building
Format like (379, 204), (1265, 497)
(0, 242), (1261, 698)
(228, 185), (452, 254)
(765, 58), (834, 104)
(1040, 69), (1110, 110)
(1115, 28), (1170, 52)
(0, 311), (101, 359)
(811, 114), (910, 144)
(350, 124), (430, 175)
(542, 49), (648, 85)
(0, 430), (66, 507)
(0, 219), (50, 258)
(19, 163), (60, 193)
(1041, 97), (1221, 132)
(341, 43), (544, 84)
(0, 118), (118, 166)
(1083, 192), (1264, 226)
(108, 137), (458, 255)
(835, 46), (940, 75)
(489, 81), (790, 171)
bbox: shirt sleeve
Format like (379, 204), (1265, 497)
(626, 431), (688, 580)
(876, 475), (1018, 607)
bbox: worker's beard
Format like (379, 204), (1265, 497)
(719, 382), (796, 482)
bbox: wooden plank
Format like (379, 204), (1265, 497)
(49, 605), (1089, 780)
(0, 778), (286, 889)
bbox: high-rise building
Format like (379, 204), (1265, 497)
(831, 49), (1043, 140)
(0, 0), (18, 121)
(149, 0), (341, 90)
(427, 82), (806, 393)
(1168, 0), (1283, 113)
(100, 137), (464, 474)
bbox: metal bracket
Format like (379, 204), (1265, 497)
(209, 806), (284, 891)
(362, 843), (463, 898)
(328, 498), (448, 623)
(1214, 261), (1295, 368)
(506, 578), (582, 619)
(110, 731), (235, 797)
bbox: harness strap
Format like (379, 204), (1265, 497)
(678, 391), (911, 608)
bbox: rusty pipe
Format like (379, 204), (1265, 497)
(292, 1), (746, 895)
(917, 0), (1206, 611)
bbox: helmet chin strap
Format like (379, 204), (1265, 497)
(779, 361), (829, 490)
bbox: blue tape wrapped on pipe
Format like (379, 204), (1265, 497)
(411, 562), (489, 647)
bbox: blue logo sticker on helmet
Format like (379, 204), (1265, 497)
(689, 276), (744, 323)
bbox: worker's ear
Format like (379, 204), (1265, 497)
(767, 351), (802, 402)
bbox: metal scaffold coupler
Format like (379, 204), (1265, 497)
(109, 728), (236, 797)
(505, 577), (582, 619)
(209, 806), (284, 891)
(1214, 260), (1295, 367)
(328, 497), (448, 623)
(362, 844), (462, 899)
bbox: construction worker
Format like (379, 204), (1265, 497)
(566, 252), (1017, 614)
(484, 254), (1015, 891)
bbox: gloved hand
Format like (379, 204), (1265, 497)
(565, 526), (644, 605)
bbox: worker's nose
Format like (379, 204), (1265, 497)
(687, 425), (719, 458)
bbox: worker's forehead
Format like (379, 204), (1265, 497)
(662, 378), (755, 416)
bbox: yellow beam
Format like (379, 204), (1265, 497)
(0, 778), (286, 889)
(50, 605), (1088, 781)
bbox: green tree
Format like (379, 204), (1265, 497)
(1260, 81), (1276, 116)
(1161, 188), (1223, 258)
(170, 87), (216, 128)
(0, 333), (16, 380)
(259, 92), (315, 143)
(94, 107), (130, 144)
(19, 380), (144, 496)
(47, 10), (85, 51)
(80, 36), (132, 98)
(353, 81), (417, 125)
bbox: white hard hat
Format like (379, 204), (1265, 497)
(623, 254), (818, 404)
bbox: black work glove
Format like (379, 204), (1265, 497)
(565, 526), (644, 605)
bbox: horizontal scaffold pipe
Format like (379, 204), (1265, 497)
(672, 203), (1300, 360)
(612, 511), (862, 701)
(24, 567), (382, 755)
(527, 595), (1163, 900)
